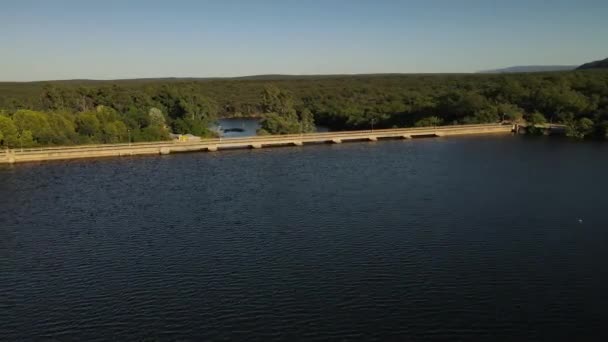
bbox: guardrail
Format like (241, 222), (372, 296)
(15, 123), (508, 153)
(1, 123), (514, 163)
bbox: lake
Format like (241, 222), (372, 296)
(212, 118), (329, 138)
(2, 135), (608, 341)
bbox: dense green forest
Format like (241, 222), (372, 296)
(1, 70), (608, 147)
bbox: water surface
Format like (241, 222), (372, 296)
(2, 136), (608, 341)
(212, 118), (329, 138)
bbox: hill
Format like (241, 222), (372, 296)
(479, 65), (576, 73)
(577, 58), (608, 70)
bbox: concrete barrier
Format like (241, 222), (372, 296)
(1, 124), (514, 164)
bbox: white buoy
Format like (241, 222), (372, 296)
(578, 219), (583, 224)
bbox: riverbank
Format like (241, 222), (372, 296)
(0, 123), (514, 164)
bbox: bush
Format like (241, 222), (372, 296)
(565, 117), (595, 139)
(414, 116), (444, 127)
(526, 111), (547, 126)
(259, 113), (301, 135)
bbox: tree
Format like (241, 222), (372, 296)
(497, 78), (528, 104)
(578, 118), (595, 137)
(415, 116), (444, 127)
(40, 85), (66, 111)
(12, 110), (54, 145)
(532, 84), (589, 121)
(75, 87), (92, 112)
(18, 130), (35, 148)
(259, 86), (308, 134)
(0, 71), (607, 144)
(76, 112), (101, 137)
(148, 107), (166, 127)
(100, 120), (128, 143)
(171, 117), (211, 136)
(526, 111), (547, 125)
(497, 103), (525, 122)
(298, 108), (315, 133)
(462, 109), (499, 124)
(47, 112), (78, 145)
(0, 115), (19, 147)
(565, 117), (595, 139)
(261, 85), (297, 118)
(178, 95), (218, 122)
(259, 113), (301, 135)
(137, 125), (170, 142)
(440, 91), (492, 119)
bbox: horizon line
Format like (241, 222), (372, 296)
(0, 69), (586, 84)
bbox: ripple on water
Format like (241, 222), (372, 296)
(2, 136), (608, 341)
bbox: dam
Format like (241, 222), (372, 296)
(0, 123), (514, 164)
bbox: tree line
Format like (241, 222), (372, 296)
(1, 70), (607, 147)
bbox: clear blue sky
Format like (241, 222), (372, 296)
(1, 0), (607, 81)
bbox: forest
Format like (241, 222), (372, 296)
(0, 70), (607, 147)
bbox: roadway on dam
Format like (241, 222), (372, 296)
(0, 123), (514, 164)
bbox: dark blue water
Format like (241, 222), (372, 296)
(2, 136), (608, 341)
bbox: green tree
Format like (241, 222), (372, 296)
(415, 116), (444, 127)
(462, 109), (499, 124)
(47, 112), (78, 145)
(18, 130), (36, 148)
(148, 107), (166, 127)
(171, 117), (211, 136)
(259, 86), (307, 134)
(12, 110), (54, 145)
(497, 103), (525, 122)
(565, 117), (595, 139)
(100, 120), (128, 143)
(261, 85), (297, 118)
(76, 112), (101, 137)
(0, 115), (19, 147)
(1, 71), (607, 144)
(178, 95), (218, 122)
(40, 85), (66, 111)
(137, 125), (170, 142)
(532, 84), (589, 121)
(259, 113), (301, 135)
(441, 91), (492, 119)
(526, 111), (547, 125)
(298, 108), (316, 133)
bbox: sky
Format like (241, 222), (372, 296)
(1, 0), (607, 81)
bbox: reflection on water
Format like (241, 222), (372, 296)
(212, 118), (261, 138)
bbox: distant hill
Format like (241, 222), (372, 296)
(479, 65), (577, 73)
(4, 73), (467, 84)
(577, 57), (608, 70)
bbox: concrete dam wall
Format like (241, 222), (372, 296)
(0, 124), (514, 164)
